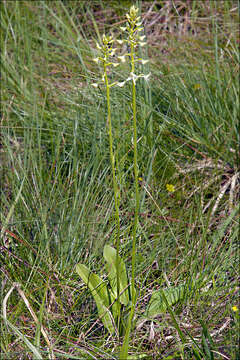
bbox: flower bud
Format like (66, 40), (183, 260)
(130, 5), (138, 19)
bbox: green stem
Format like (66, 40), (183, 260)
(104, 64), (121, 333)
(120, 42), (140, 359)
(131, 42), (139, 307)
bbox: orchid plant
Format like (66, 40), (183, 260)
(77, 4), (151, 357)
(91, 6), (151, 342)
(76, 6), (208, 359)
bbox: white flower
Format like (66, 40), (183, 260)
(96, 42), (101, 50)
(91, 83), (98, 88)
(117, 81), (126, 87)
(129, 72), (138, 84)
(112, 63), (119, 67)
(120, 26), (127, 31)
(139, 41), (147, 47)
(118, 55), (126, 63)
(116, 39), (124, 44)
(110, 48), (117, 56)
(143, 73), (151, 81)
(139, 35), (146, 41)
(93, 58), (99, 63)
(141, 59), (149, 65)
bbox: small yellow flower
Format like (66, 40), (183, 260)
(166, 184), (175, 192)
(194, 83), (201, 90)
(138, 177), (143, 181)
(232, 306), (238, 312)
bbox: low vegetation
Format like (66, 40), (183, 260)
(1, 1), (239, 359)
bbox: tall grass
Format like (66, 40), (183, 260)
(1, 1), (239, 359)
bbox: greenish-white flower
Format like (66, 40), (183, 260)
(143, 73), (151, 81)
(118, 55), (126, 63)
(117, 81), (126, 87)
(129, 5), (138, 18)
(129, 72), (138, 84)
(110, 48), (117, 56)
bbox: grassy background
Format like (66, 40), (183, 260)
(1, 1), (239, 359)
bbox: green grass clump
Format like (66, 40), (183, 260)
(1, 1), (239, 359)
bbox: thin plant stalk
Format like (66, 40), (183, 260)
(130, 41), (140, 307)
(91, 8), (150, 352)
(92, 34), (122, 333)
(104, 62), (121, 330)
(119, 5), (149, 357)
(120, 41), (139, 358)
